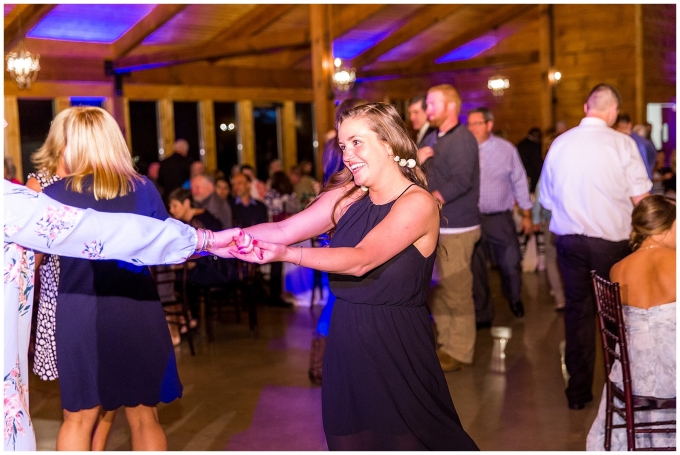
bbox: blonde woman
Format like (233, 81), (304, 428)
(43, 107), (181, 451)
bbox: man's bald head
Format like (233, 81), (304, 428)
(584, 84), (622, 126)
(174, 139), (189, 156)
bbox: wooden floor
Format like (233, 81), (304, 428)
(29, 268), (605, 451)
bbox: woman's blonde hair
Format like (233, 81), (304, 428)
(31, 108), (73, 177)
(63, 106), (142, 200)
(630, 195), (676, 251)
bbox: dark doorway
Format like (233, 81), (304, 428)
(213, 102), (238, 178)
(253, 105), (280, 182)
(17, 99), (53, 181)
(129, 101), (159, 175)
(173, 101), (200, 162)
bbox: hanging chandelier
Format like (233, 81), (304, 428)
(6, 40), (40, 90)
(332, 58), (356, 93)
(487, 74), (509, 97)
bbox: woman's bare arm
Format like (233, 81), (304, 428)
(232, 189), (439, 276)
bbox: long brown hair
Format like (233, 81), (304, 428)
(318, 102), (432, 227)
(630, 195), (676, 251)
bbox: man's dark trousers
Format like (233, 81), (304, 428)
(472, 211), (523, 323)
(556, 234), (630, 406)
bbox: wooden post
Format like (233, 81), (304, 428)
(53, 97), (70, 114)
(310, 4), (334, 181)
(538, 4), (554, 152)
(157, 98), (174, 160)
(4, 96), (23, 182)
(281, 101), (298, 172)
(236, 100), (255, 168)
(104, 96), (132, 151)
(199, 99), (217, 172)
(634, 4), (645, 123)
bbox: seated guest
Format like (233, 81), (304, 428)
(230, 172), (268, 229)
(181, 160), (205, 189)
(168, 188), (232, 334)
(191, 173), (232, 228)
(263, 171), (300, 307)
(215, 175), (232, 203)
(240, 164), (267, 202)
(587, 195), (676, 450)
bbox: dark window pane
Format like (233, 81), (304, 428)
(17, 99), (53, 181)
(129, 101), (159, 175)
(213, 102), (238, 177)
(295, 103), (316, 176)
(253, 105), (279, 182)
(173, 101), (200, 162)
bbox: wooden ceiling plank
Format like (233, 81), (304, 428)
(351, 4), (465, 70)
(114, 28), (311, 72)
(411, 4), (535, 67)
(4, 4), (56, 51)
(112, 4), (187, 59)
(213, 4), (296, 40)
(331, 4), (388, 38)
(359, 50), (539, 80)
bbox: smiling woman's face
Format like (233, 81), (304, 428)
(338, 117), (392, 187)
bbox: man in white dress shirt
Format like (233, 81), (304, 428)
(539, 83), (651, 410)
(408, 95), (436, 148)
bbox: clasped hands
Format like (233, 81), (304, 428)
(209, 228), (285, 264)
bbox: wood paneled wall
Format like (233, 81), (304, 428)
(642, 4), (676, 106)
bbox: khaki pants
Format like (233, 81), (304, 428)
(430, 228), (481, 364)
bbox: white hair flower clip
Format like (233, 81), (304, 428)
(393, 155), (417, 169)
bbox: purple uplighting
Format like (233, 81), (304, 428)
(436, 35), (498, 63)
(333, 30), (392, 61)
(27, 5), (155, 43)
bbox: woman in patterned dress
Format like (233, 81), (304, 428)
(3, 179), (229, 451)
(26, 108), (71, 382)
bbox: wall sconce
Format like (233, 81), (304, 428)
(332, 58), (356, 93)
(548, 68), (562, 85)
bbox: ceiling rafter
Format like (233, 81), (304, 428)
(113, 28), (311, 73)
(412, 4), (535, 67)
(112, 4), (187, 59)
(213, 4), (296, 40)
(4, 4), (56, 51)
(351, 4), (465, 70)
(359, 50), (539, 81)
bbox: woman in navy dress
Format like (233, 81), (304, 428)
(223, 103), (478, 450)
(43, 107), (181, 450)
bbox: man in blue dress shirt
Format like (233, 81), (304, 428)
(467, 107), (533, 324)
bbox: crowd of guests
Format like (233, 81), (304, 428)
(3, 79), (675, 451)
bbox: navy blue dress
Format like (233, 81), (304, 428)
(44, 176), (182, 411)
(324, 193), (478, 451)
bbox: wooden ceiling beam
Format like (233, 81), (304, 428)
(214, 4), (296, 40)
(351, 4), (465, 70)
(113, 29), (311, 73)
(112, 4), (187, 59)
(287, 4), (387, 69)
(4, 4), (56, 51)
(412, 4), (535, 67)
(358, 50), (539, 80)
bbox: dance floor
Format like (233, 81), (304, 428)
(29, 269), (604, 450)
